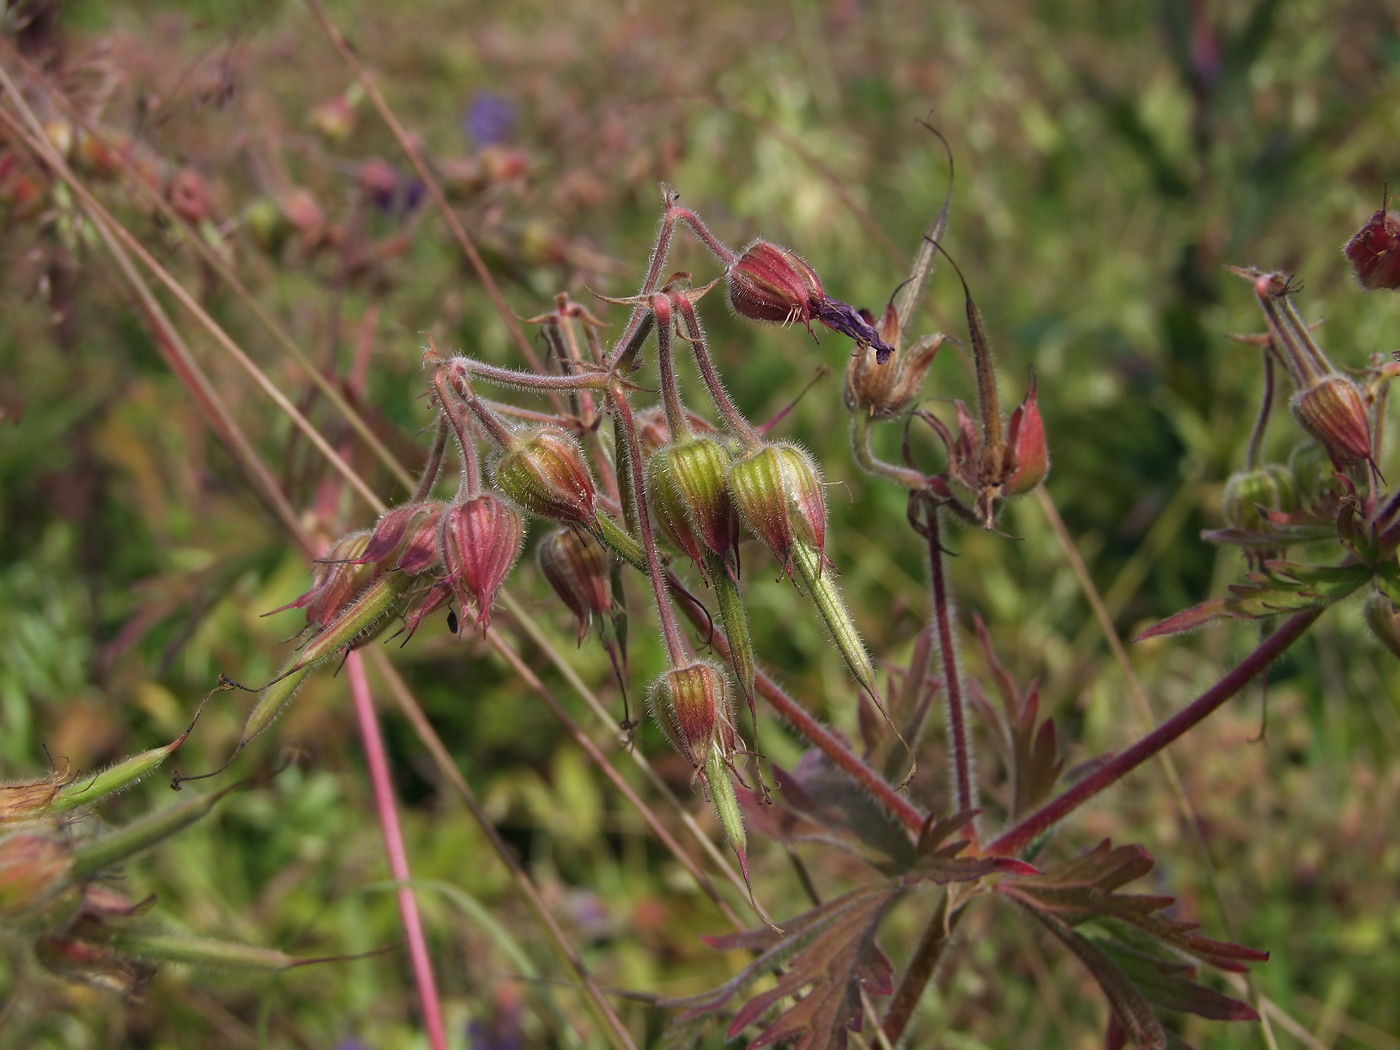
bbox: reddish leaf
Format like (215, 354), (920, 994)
(971, 616), (1063, 816)
(1000, 841), (1265, 1044)
(1024, 907), (1167, 1050)
(666, 882), (900, 1050)
(1134, 599), (1230, 640)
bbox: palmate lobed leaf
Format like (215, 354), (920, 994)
(1135, 560), (1373, 639)
(664, 881), (900, 1050)
(999, 841), (1264, 1046)
(667, 811), (1038, 1049)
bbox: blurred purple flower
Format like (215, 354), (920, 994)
(463, 92), (516, 148)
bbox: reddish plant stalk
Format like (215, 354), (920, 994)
(985, 605), (1322, 858)
(669, 580), (928, 834)
(346, 652), (447, 1050)
(925, 507), (977, 818)
(610, 388), (688, 666)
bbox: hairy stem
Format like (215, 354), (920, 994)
(852, 412), (929, 490)
(986, 605), (1322, 857)
(924, 506), (977, 819)
(609, 388), (688, 665)
(1246, 345), (1275, 471)
(881, 891), (960, 1043)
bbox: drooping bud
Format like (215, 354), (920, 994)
(646, 437), (741, 572)
(0, 834), (76, 932)
(439, 494), (526, 632)
(357, 502), (446, 576)
(1003, 379), (1049, 497)
(647, 661), (737, 773)
(493, 427), (597, 528)
(728, 443), (826, 569)
(538, 529), (612, 641)
(728, 240), (895, 360)
(1222, 465), (1297, 532)
(727, 240), (824, 328)
(275, 530), (374, 630)
(1290, 375), (1373, 467)
(1344, 207), (1400, 291)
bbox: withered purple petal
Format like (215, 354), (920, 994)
(815, 300), (896, 362)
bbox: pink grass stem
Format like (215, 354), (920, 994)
(346, 651), (447, 1050)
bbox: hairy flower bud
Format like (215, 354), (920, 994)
(646, 437), (741, 571)
(728, 443), (826, 568)
(727, 240), (824, 328)
(0, 833), (77, 932)
(439, 494), (525, 632)
(1290, 375), (1372, 467)
(647, 661), (737, 772)
(493, 427), (597, 528)
(1003, 380), (1049, 497)
(278, 531), (373, 630)
(538, 529), (612, 641)
(1222, 465), (1297, 532)
(1344, 207), (1400, 291)
(359, 501), (446, 575)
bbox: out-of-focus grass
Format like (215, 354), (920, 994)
(2, 0), (1399, 1046)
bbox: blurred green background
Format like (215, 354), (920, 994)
(2, 0), (1399, 1046)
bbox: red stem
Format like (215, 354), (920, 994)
(985, 606), (1321, 857)
(925, 507), (976, 818)
(346, 652), (448, 1050)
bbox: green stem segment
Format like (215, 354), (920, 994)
(791, 541), (877, 699)
(70, 784), (237, 880)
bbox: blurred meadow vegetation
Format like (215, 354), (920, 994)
(2, 0), (1399, 1046)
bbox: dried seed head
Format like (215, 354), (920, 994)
(0, 772), (68, 826)
(0, 833), (77, 931)
(1344, 207), (1400, 291)
(537, 529), (612, 641)
(1222, 465), (1298, 532)
(727, 240), (824, 329)
(439, 494), (526, 632)
(493, 427), (597, 528)
(728, 443), (826, 568)
(646, 437), (741, 570)
(844, 331), (943, 419)
(1290, 375), (1373, 467)
(1003, 379), (1049, 497)
(647, 661), (737, 772)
